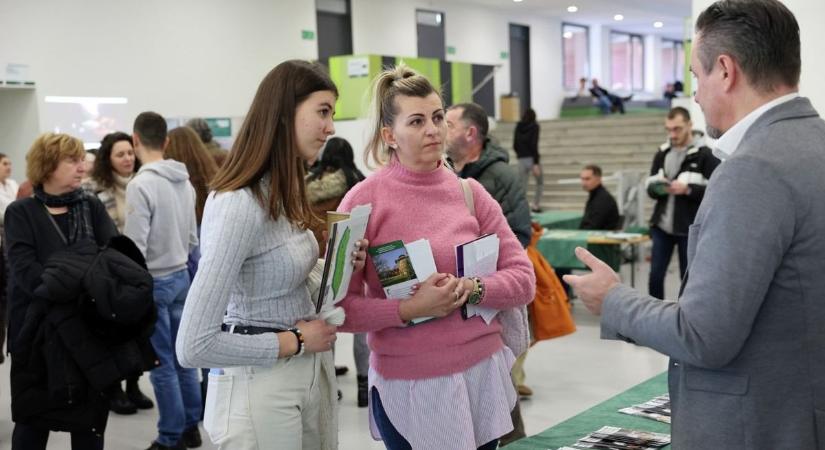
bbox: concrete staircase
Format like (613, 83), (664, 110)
(491, 114), (667, 213)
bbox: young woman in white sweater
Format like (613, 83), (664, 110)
(176, 60), (366, 450)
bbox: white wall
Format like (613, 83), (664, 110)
(350, 0), (564, 120)
(690, 0), (825, 132)
(0, 0), (318, 173)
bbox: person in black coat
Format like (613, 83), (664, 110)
(579, 164), (620, 230)
(6, 133), (120, 450)
(513, 108), (544, 212)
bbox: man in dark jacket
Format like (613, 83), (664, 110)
(579, 164), (620, 230)
(590, 79), (630, 115)
(646, 107), (720, 299)
(445, 102), (532, 445)
(446, 102), (532, 248)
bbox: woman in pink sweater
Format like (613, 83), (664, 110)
(337, 66), (536, 449)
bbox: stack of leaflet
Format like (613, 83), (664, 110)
(316, 204), (371, 313)
(368, 238), (438, 324)
(618, 394), (671, 424)
(558, 426), (671, 450)
(455, 233), (499, 323)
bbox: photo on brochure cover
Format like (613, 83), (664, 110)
(369, 240), (418, 288)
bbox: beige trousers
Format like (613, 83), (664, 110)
(203, 353), (323, 450)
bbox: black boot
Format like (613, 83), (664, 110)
(127, 377), (155, 410)
(357, 375), (368, 408)
(179, 425), (202, 448)
(110, 384), (138, 415)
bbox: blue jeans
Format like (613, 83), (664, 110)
(596, 95), (612, 114)
(150, 269), (202, 446)
(648, 226), (688, 300)
(371, 387), (499, 450)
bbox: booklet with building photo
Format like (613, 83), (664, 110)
(368, 238), (438, 324)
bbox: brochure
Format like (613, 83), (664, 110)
(316, 204), (371, 313)
(568, 426), (671, 450)
(455, 233), (499, 323)
(368, 238), (438, 324)
(618, 394), (671, 424)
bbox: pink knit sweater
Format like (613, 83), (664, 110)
(337, 158), (535, 380)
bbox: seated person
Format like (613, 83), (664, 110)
(590, 79), (631, 115)
(579, 164), (620, 230)
(664, 83), (678, 101)
(576, 77), (590, 99)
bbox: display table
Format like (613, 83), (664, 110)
(531, 211), (583, 230)
(507, 372), (671, 450)
(535, 229), (649, 285)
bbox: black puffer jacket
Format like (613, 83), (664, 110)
(12, 235), (158, 433)
(459, 140), (532, 247)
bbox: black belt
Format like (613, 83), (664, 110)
(221, 324), (285, 335)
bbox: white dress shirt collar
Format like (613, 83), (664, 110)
(713, 93), (799, 160)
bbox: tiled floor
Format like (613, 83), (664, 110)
(0, 256), (681, 449)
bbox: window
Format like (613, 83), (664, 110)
(610, 32), (644, 92)
(562, 23), (589, 90)
(417, 10), (445, 59)
(660, 39), (685, 85)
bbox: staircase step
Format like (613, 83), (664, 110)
(490, 114), (665, 217)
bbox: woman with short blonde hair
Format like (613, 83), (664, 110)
(7, 132), (122, 449)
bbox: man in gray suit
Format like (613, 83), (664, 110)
(564, 1), (825, 448)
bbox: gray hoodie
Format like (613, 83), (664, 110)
(124, 159), (198, 277)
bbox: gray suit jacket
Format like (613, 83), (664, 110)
(602, 97), (825, 449)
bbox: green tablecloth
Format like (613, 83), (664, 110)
(507, 372), (671, 450)
(536, 230), (622, 271)
(532, 211), (583, 230)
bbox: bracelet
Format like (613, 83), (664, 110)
(287, 327), (305, 356)
(468, 277), (486, 305)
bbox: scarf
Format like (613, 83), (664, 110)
(34, 185), (94, 244)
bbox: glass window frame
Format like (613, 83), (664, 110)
(610, 30), (645, 92)
(561, 22), (590, 91)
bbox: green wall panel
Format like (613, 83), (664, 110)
(395, 56), (441, 89)
(329, 55), (382, 120)
(450, 62), (473, 105)
(329, 55), (489, 120)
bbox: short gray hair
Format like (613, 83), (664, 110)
(695, 0), (800, 93)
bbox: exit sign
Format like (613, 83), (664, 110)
(500, 51), (509, 60)
(302, 30), (315, 40)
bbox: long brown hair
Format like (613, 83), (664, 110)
(92, 132), (139, 189)
(166, 127), (219, 225)
(364, 65), (441, 168)
(211, 60), (338, 227)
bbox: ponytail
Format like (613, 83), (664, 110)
(364, 65), (441, 168)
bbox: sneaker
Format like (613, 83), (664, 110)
(517, 384), (533, 397)
(110, 389), (138, 415)
(180, 426), (202, 448)
(127, 387), (155, 410)
(146, 442), (185, 450)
